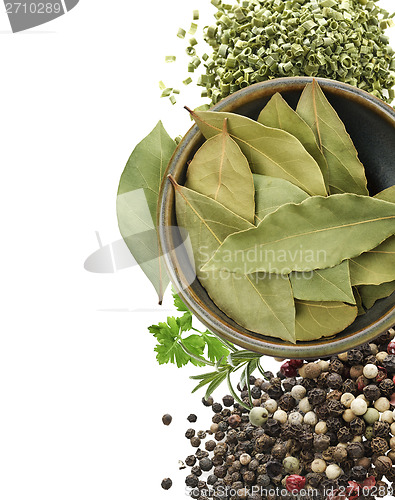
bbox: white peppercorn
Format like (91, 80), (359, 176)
(340, 393), (355, 409)
(304, 411), (318, 426)
(240, 453), (251, 466)
(318, 360), (330, 372)
(391, 422), (395, 435)
(369, 344), (378, 355)
(311, 459), (326, 473)
(291, 385), (306, 401)
(376, 352), (388, 363)
(381, 410), (394, 424)
(363, 364), (379, 379)
(351, 398), (368, 416)
(326, 464), (342, 480)
(273, 409), (287, 424)
(390, 437), (395, 450)
(374, 397), (390, 412)
(315, 421), (328, 434)
(299, 397), (312, 413)
(264, 399), (278, 414)
(288, 412), (303, 426)
(343, 409), (357, 423)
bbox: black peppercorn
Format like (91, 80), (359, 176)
(265, 419), (281, 438)
(347, 442), (365, 459)
(278, 393), (296, 411)
(371, 437), (389, 455)
(256, 434), (275, 452)
(199, 458), (213, 472)
(271, 442), (287, 460)
(326, 417), (342, 433)
(212, 414), (222, 424)
(375, 456), (393, 474)
(350, 466), (367, 482)
(329, 357), (344, 374)
(207, 474), (218, 485)
(228, 414), (241, 429)
(185, 428), (195, 439)
(214, 443), (228, 456)
(382, 354), (395, 373)
(373, 421), (390, 438)
(347, 349), (364, 365)
(212, 402), (223, 414)
(191, 465), (202, 477)
(337, 427), (354, 443)
(301, 378), (316, 391)
(314, 434), (331, 452)
(186, 455), (196, 467)
(185, 474), (199, 488)
(162, 414), (172, 426)
(379, 378), (395, 397)
(283, 377), (297, 392)
(265, 460), (282, 477)
(249, 459), (259, 471)
(350, 417), (366, 436)
(202, 396), (214, 407)
(299, 432), (314, 450)
(306, 472), (323, 488)
(257, 474), (271, 487)
(251, 386), (262, 400)
(212, 454), (224, 466)
(385, 466), (395, 482)
(315, 402), (329, 421)
(326, 372), (343, 390)
(214, 465), (227, 478)
(267, 380), (283, 399)
(161, 478), (172, 490)
(195, 449), (209, 460)
(197, 430), (207, 440)
(326, 390), (342, 401)
(322, 446), (335, 461)
(363, 384), (381, 401)
(221, 395), (234, 407)
(190, 437), (201, 448)
(204, 439), (216, 452)
(215, 431), (225, 441)
(308, 388), (327, 406)
(327, 399), (345, 417)
(243, 470), (255, 483)
(342, 379), (357, 394)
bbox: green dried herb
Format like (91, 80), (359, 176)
(185, 119), (255, 222)
(188, 107), (327, 196)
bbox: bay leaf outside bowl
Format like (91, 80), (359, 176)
(158, 76), (395, 359)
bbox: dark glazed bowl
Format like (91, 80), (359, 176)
(158, 77), (395, 359)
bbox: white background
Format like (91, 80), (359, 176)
(0, 1), (394, 499)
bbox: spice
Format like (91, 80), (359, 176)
(161, 478), (172, 490)
(162, 414), (173, 426)
(187, 414), (197, 423)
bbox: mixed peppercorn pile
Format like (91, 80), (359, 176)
(165, 328), (395, 499)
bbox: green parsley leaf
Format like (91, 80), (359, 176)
(202, 331), (230, 363)
(172, 290), (189, 312)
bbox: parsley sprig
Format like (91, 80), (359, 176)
(148, 291), (269, 409)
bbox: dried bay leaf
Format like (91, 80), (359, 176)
(257, 93), (329, 189)
(291, 261), (355, 304)
(186, 119), (255, 223)
(203, 194), (395, 275)
(170, 177), (296, 343)
(350, 236), (395, 286)
(187, 108), (327, 196)
(117, 121), (176, 303)
(359, 281), (395, 309)
(296, 80), (368, 196)
(295, 300), (358, 341)
(253, 174), (309, 223)
(374, 185), (395, 203)
(353, 287), (365, 316)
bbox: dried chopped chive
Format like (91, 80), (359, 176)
(169, 95), (177, 105)
(189, 37), (198, 47)
(193, 9), (199, 20)
(173, 89), (180, 94)
(161, 88), (173, 97)
(165, 56), (176, 63)
(177, 28), (186, 39)
(158, 81), (166, 90)
(189, 23), (198, 35)
(183, 77), (193, 85)
(186, 46), (196, 56)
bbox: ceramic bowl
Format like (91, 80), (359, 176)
(158, 77), (395, 359)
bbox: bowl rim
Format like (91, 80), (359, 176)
(158, 76), (395, 358)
